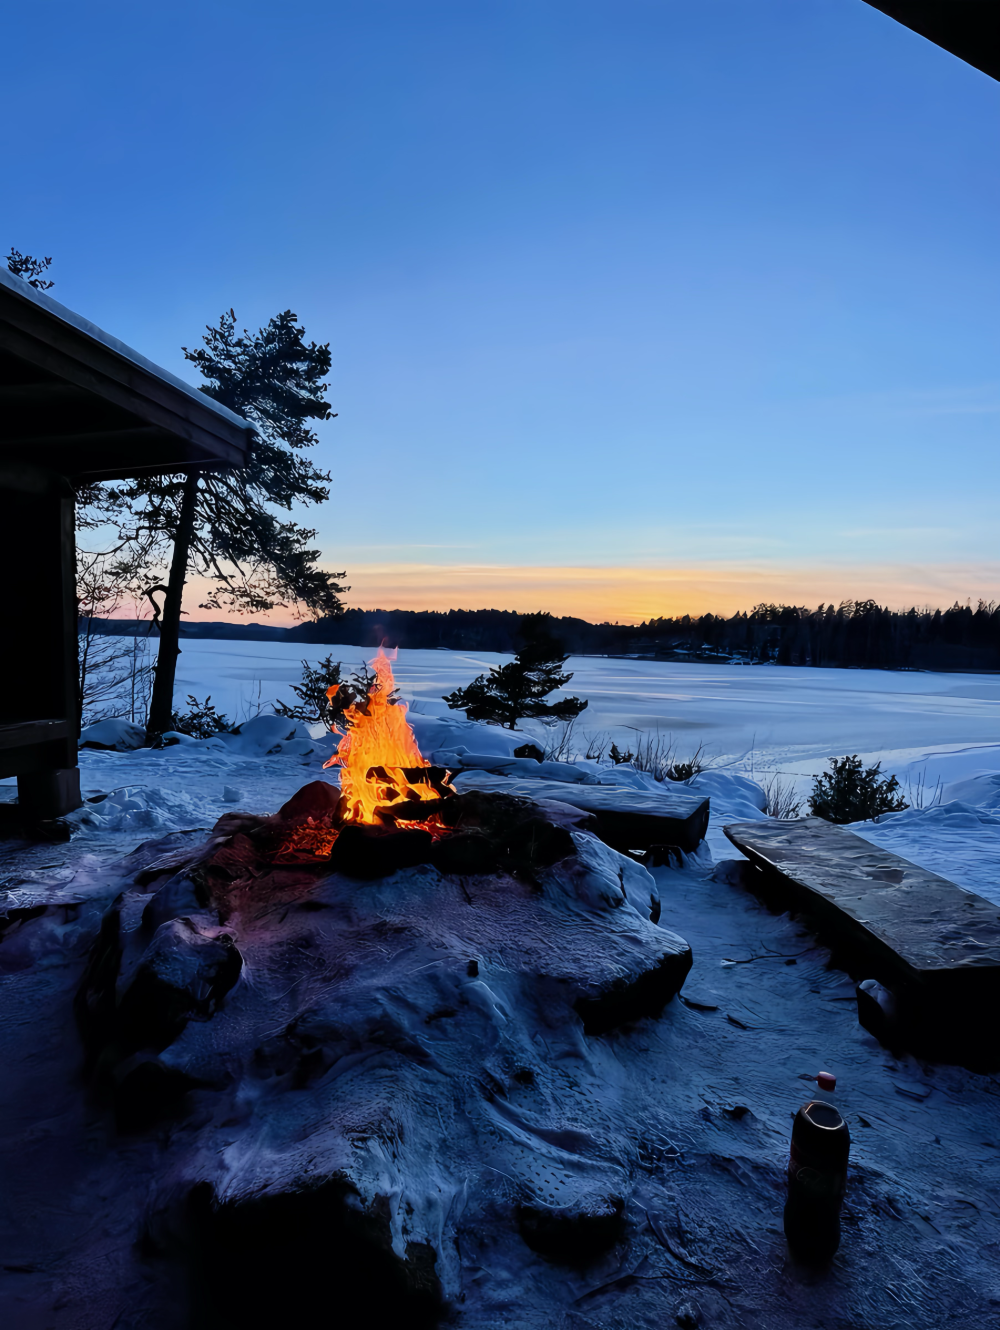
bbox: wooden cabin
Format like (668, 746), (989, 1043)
(0, 267), (254, 821)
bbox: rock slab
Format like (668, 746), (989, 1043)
(454, 773), (710, 852)
(724, 816), (1000, 1063)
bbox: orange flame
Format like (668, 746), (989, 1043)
(323, 647), (447, 824)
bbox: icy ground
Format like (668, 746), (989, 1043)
(3, 648), (1000, 1326)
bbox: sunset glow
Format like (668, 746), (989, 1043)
(175, 563), (1000, 628)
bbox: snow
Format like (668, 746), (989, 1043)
(156, 639), (1000, 773)
(79, 716), (146, 750)
(5, 644), (1000, 1325)
(48, 640), (1000, 904)
(160, 712), (319, 758)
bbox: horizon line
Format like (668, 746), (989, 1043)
(150, 563), (1000, 628)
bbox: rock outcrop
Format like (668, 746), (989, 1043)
(76, 785), (692, 1324)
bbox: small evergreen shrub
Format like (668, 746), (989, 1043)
(444, 613), (587, 729)
(276, 656), (348, 729)
(609, 742), (634, 765)
(808, 755), (908, 824)
(277, 658), (382, 731)
(169, 695), (232, 738)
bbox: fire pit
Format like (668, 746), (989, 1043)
(74, 649), (694, 1325)
(196, 648), (589, 890)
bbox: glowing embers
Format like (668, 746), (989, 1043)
(323, 647), (454, 826)
(273, 820), (340, 864)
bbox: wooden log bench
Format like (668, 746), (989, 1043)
(724, 816), (1000, 1066)
(452, 772), (710, 853)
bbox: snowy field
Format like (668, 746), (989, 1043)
(52, 638), (1000, 905)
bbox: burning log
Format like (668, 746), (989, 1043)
(323, 648), (455, 825)
(257, 652), (462, 867)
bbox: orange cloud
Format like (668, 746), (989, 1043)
(172, 562), (1000, 627)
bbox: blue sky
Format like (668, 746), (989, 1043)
(5, 1), (998, 620)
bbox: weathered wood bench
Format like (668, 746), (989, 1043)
(453, 772), (710, 853)
(724, 817), (1000, 1065)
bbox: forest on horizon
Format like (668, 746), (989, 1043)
(83, 598), (1000, 673)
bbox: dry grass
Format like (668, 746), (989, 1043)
(540, 720), (713, 783)
(542, 717), (581, 763)
(906, 769), (943, 810)
(584, 731), (611, 762)
(627, 730), (711, 783)
(760, 772), (803, 820)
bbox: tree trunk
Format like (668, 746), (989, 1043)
(146, 472), (200, 740)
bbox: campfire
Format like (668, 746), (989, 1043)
(195, 646), (582, 895)
(324, 647), (451, 823)
(274, 648), (454, 864)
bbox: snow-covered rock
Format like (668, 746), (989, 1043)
(408, 712), (526, 758)
(685, 769), (768, 820)
(76, 787), (692, 1321)
(70, 785), (212, 835)
(79, 717), (146, 751)
(594, 764), (665, 791)
(431, 751), (600, 784)
(161, 713), (316, 757)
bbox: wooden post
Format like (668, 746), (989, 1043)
(0, 464), (81, 819)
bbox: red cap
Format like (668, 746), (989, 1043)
(816, 1070), (837, 1092)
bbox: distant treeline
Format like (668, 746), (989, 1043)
(82, 599), (1000, 672)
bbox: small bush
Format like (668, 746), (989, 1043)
(276, 656), (352, 730)
(609, 742), (634, 765)
(169, 695), (232, 738)
(808, 755), (908, 824)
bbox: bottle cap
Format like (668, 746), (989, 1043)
(816, 1070), (837, 1091)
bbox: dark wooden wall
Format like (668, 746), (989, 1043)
(0, 463), (80, 816)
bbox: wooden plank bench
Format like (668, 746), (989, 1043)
(723, 816), (1000, 1065)
(453, 772), (710, 853)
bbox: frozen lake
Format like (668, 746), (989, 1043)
(23, 638), (998, 908)
(171, 638), (1000, 789)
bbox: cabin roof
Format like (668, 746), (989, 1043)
(0, 266), (254, 482)
(863, 2), (1000, 84)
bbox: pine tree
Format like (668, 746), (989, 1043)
(5, 248), (54, 289)
(443, 613), (588, 729)
(128, 309), (348, 738)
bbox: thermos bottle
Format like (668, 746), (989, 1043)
(784, 1071), (851, 1261)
